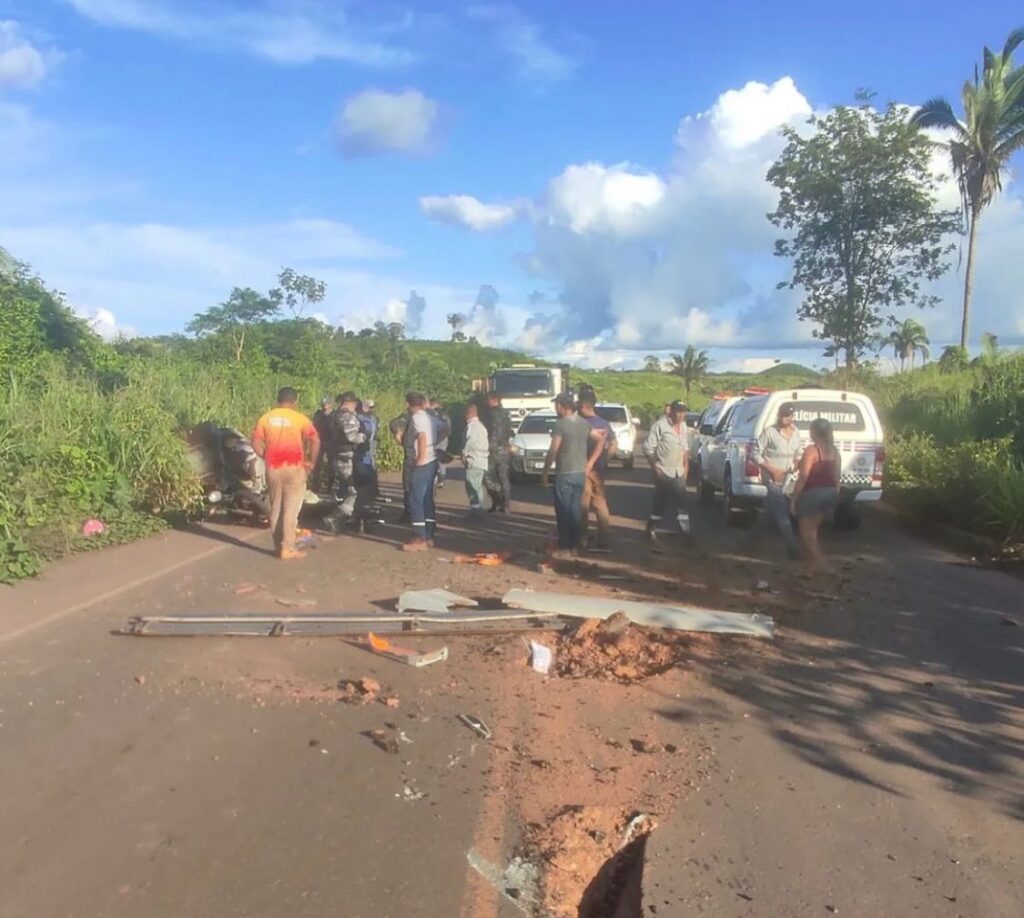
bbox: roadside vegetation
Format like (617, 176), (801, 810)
(2, 259), (1022, 584)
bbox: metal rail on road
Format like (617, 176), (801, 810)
(121, 610), (565, 638)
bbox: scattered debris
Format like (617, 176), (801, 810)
(755, 580), (770, 591)
(397, 589), (479, 614)
(133, 674), (145, 686)
(275, 597), (317, 609)
(466, 849), (540, 914)
(81, 519), (106, 537)
(453, 552), (510, 566)
(308, 738), (320, 748)
(381, 695), (400, 708)
(338, 677), (381, 704)
(398, 783), (426, 802)
(233, 583), (261, 595)
(556, 614), (688, 682)
(503, 588), (775, 638)
(530, 640), (553, 675)
(629, 738), (678, 754)
(124, 609), (563, 638)
(537, 562), (555, 575)
(458, 713), (492, 740)
(367, 729), (400, 754)
(368, 632), (449, 668)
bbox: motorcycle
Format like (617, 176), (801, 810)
(185, 423), (336, 524)
(186, 422), (270, 521)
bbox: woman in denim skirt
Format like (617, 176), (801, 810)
(791, 418), (841, 568)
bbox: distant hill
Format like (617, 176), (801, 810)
(759, 362), (818, 379)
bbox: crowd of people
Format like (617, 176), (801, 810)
(249, 386), (519, 558)
(251, 384), (842, 567)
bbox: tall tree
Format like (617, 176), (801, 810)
(669, 345), (710, 399)
(272, 268), (326, 318)
(911, 28), (1024, 348)
(186, 287), (280, 362)
(881, 318), (930, 371)
(768, 98), (960, 368)
(643, 355), (663, 372)
(447, 312), (467, 342)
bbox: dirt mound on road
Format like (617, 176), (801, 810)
(556, 613), (687, 683)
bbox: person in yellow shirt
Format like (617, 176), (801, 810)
(252, 387), (320, 559)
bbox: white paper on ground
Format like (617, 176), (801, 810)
(502, 589), (775, 638)
(529, 640), (553, 674)
(397, 589), (480, 614)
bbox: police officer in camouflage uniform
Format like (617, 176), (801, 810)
(329, 391), (365, 520)
(483, 391), (513, 513)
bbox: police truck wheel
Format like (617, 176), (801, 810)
(723, 473), (754, 528)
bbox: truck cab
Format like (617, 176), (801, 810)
(474, 364), (570, 427)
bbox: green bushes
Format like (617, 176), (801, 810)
(885, 432), (1024, 542)
(871, 353), (1024, 458)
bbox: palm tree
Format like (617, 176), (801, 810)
(882, 318), (930, 372)
(669, 345), (711, 399)
(911, 28), (1024, 348)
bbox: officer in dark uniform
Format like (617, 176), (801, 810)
(311, 396), (334, 492)
(482, 391), (513, 513)
(330, 391), (364, 520)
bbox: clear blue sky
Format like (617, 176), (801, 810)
(3, 1), (1022, 369)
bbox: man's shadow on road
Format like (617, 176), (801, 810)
(172, 520), (277, 557)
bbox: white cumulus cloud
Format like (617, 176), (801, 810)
(0, 21), (54, 89)
(544, 162), (667, 236)
(419, 194), (521, 231)
(512, 78), (828, 354)
(335, 88), (438, 156)
(73, 305), (137, 341)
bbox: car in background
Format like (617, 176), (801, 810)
(693, 395), (742, 489)
(699, 388), (886, 528)
(594, 403), (640, 469)
(510, 410), (558, 478)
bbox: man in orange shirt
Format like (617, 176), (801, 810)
(252, 387), (320, 559)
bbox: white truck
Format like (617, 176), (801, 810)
(698, 388), (886, 529)
(473, 364), (571, 427)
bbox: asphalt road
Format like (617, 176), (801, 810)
(0, 467), (1021, 917)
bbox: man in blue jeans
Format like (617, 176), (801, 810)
(542, 393), (602, 556)
(402, 392), (438, 552)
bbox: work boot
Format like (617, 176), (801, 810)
(279, 548), (307, 561)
